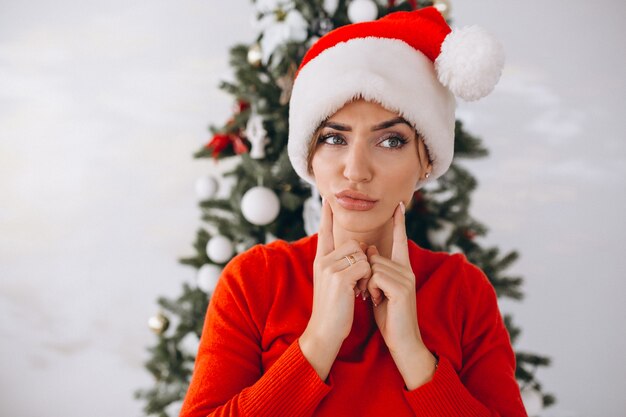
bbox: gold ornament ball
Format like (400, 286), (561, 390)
(433, 0), (452, 19)
(148, 312), (170, 335)
(247, 43), (263, 67)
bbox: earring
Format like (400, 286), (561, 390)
(425, 172), (430, 179)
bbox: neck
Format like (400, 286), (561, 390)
(332, 219), (395, 258)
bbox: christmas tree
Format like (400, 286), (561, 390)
(135, 1), (554, 415)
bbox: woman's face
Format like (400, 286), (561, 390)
(311, 99), (431, 233)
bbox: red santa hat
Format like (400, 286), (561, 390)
(288, 7), (504, 189)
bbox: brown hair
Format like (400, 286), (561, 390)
(306, 124), (325, 176)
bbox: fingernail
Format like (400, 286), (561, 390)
(399, 201), (406, 215)
(361, 292), (367, 301)
(355, 290), (361, 298)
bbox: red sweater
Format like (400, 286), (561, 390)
(180, 234), (527, 417)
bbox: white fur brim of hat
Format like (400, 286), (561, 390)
(288, 37), (456, 191)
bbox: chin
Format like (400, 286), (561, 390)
(333, 207), (389, 234)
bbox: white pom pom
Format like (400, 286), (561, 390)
(435, 25), (505, 101)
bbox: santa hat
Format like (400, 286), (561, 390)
(287, 7), (504, 189)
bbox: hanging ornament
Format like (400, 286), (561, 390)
(276, 63), (297, 105)
(148, 311), (170, 335)
(348, 0), (378, 23)
(247, 43), (263, 67)
(206, 133), (248, 159)
(323, 0), (340, 15)
(241, 186), (280, 226)
(245, 112), (269, 159)
(433, 0), (452, 20)
(195, 175), (219, 200)
(206, 235), (234, 264)
(303, 186), (322, 236)
(197, 263), (222, 293)
(233, 100), (250, 115)
(179, 332), (200, 355)
(257, 8), (308, 65)
(521, 387), (543, 417)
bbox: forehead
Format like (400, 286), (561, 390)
(327, 99), (401, 124)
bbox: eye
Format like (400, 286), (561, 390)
(319, 133), (346, 146)
(379, 134), (408, 149)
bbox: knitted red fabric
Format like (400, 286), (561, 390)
(297, 8), (451, 77)
(180, 234), (528, 417)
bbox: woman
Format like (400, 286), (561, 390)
(180, 7), (527, 417)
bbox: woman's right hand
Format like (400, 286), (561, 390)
(299, 198), (371, 380)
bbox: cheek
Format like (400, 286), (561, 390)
(311, 158), (331, 192)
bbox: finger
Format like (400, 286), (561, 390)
(391, 201), (410, 266)
(336, 260), (371, 288)
(368, 252), (406, 276)
(316, 197), (334, 257)
(366, 246), (384, 303)
(331, 251), (368, 272)
(332, 239), (365, 260)
(355, 242), (371, 296)
(356, 268), (372, 293)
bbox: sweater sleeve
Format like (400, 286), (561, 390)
(403, 256), (528, 416)
(179, 246), (331, 417)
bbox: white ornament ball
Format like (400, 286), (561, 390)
(179, 332), (201, 355)
(347, 0), (378, 23)
(197, 263), (222, 293)
(206, 235), (234, 264)
(433, 0), (452, 19)
(241, 186), (280, 226)
(164, 400), (183, 417)
(323, 0), (340, 15)
(521, 387), (543, 417)
(195, 176), (218, 200)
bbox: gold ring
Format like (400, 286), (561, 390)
(344, 254), (357, 267)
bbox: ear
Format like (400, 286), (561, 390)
(417, 138), (433, 179)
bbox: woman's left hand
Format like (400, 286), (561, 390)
(367, 202), (437, 389)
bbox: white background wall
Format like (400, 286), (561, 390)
(1, 1), (624, 416)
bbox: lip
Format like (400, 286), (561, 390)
(335, 190), (378, 211)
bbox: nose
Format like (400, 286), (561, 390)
(342, 139), (372, 183)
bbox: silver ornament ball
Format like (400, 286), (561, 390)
(148, 312), (170, 335)
(247, 43), (263, 67)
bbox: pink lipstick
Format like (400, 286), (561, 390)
(335, 190), (378, 211)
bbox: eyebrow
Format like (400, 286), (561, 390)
(321, 117), (412, 132)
